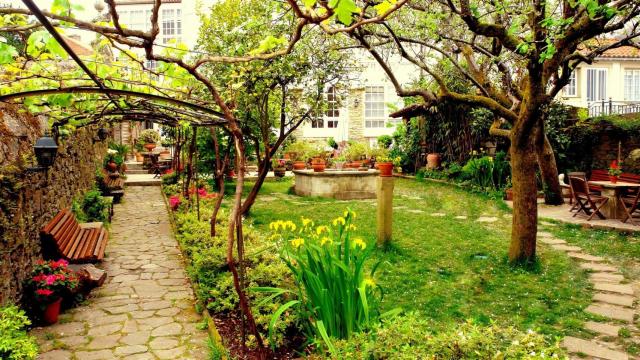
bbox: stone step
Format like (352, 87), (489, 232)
(593, 283), (634, 296)
(126, 169), (149, 175)
(562, 337), (628, 360)
(593, 293), (635, 307)
(590, 273), (625, 283)
(567, 252), (604, 262)
(584, 321), (621, 337)
(125, 162), (144, 170)
(586, 304), (635, 323)
(580, 263), (619, 272)
(552, 244), (582, 252)
(539, 238), (567, 245)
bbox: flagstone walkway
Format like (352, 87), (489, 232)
(32, 187), (209, 360)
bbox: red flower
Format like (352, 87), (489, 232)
(45, 275), (57, 285)
(36, 289), (53, 296)
(610, 160), (619, 169)
(32, 274), (46, 282)
(169, 195), (181, 211)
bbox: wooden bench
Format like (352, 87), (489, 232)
(101, 170), (125, 202)
(41, 209), (109, 263)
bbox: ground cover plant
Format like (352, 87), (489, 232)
(0, 305), (38, 360)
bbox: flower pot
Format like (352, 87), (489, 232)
(135, 153), (144, 162)
(350, 161), (362, 169)
(312, 163), (326, 172)
(144, 143), (156, 152)
(106, 161), (117, 172)
(43, 297), (62, 325)
(293, 161), (306, 170)
(120, 163), (127, 172)
(274, 167), (286, 177)
(610, 175), (618, 183)
(377, 162), (393, 177)
(504, 188), (513, 201)
(426, 153), (441, 169)
(335, 161), (345, 170)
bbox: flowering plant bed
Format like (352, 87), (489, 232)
(26, 259), (79, 324)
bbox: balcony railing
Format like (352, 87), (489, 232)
(588, 99), (640, 117)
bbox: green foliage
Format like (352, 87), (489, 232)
(108, 142), (130, 159)
(262, 211), (399, 351)
(162, 171), (179, 186)
(330, 314), (565, 359)
(327, 137), (339, 150)
(0, 305), (38, 360)
(138, 129), (160, 144)
(343, 142), (369, 161)
(285, 141), (314, 161)
(71, 187), (109, 223)
(376, 135), (393, 149)
(460, 151), (510, 191)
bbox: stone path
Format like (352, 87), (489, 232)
(32, 186), (209, 360)
(536, 231), (639, 360)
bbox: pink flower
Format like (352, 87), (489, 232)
(45, 275), (56, 285)
(197, 188), (207, 197)
(36, 289), (53, 296)
(169, 196), (181, 211)
(32, 274), (46, 282)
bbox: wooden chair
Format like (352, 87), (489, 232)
(620, 191), (640, 225)
(41, 209), (109, 263)
(100, 169), (125, 202)
(569, 176), (608, 221)
(149, 154), (170, 178)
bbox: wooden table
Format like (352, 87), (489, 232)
(588, 181), (640, 219)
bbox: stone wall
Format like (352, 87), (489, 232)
(0, 103), (108, 304)
(590, 131), (640, 174)
(347, 88), (365, 142)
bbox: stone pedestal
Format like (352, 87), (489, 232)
(293, 169), (379, 199)
(376, 176), (394, 246)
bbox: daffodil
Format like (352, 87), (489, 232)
(316, 225), (328, 235)
(332, 217), (346, 226)
(301, 217), (314, 228)
(284, 221), (297, 231)
(320, 236), (332, 246)
(353, 237), (366, 250)
(363, 278), (376, 287)
(348, 224), (357, 231)
(290, 238), (305, 249)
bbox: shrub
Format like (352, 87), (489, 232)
(343, 142), (369, 161)
(327, 137), (338, 150)
(0, 305), (38, 360)
(377, 135), (392, 149)
(461, 151), (510, 191)
(162, 171), (179, 186)
(138, 129), (160, 144)
(261, 210), (399, 352)
(329, 313), (565, 359)
(72, 188), (109, 223)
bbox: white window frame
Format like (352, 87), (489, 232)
(563, 71), (577, 97)
(365, 86), (385, 128)
(324, 86), (339, 128)
(624, 69), (640, 101)
(161, 8), (182, 44)
(586, 68), (607, 102)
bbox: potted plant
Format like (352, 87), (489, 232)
(334, 155), (347, 170)
(309, 146), (326, 172)
(27, 259), (79, 325)
(286, 141), (311, 170)
(344, 142), (368, 169)
(104, 149), (121, 172)
(375, 155), (394, 177)
(134, 142), (144, 162)
(427, 152), (441, 169)
(609, 160), (622, 183)
(138, 129), (160, 152)
(272, 158), (286, 178)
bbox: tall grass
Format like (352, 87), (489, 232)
(254, 209), (400, 353)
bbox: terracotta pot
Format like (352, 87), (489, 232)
(312, 163), (326, 172)
(135, 153), (143, 162)
(43, 298), (62, 325)
(293, 161), (306, 170)
(274, 168), (286, 177)
(504, 188), (513, 201)
(311, 157), (324, 165)
(377, 162), (393, 177)
(106, 161), (117, 172)
(426, 153), (441, 169)
(610, 175), (618, 184)
(144, 143), (156, 151)
(350, 161), (362, 169)
(121, 164), (127, 172)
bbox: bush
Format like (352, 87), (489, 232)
(461, 151), (510, 191)
(329, 313), (565, 359)
(72, 188), (109, 223)
(162, 171), (179, 186)
(377, 135), (392, 149)
(138, 129), (160, 144)
(0, 305), (38, 360)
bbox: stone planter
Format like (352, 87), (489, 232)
(144, 143), (156, 152)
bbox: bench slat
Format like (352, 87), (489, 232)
(49, 211), (73, 238)
(42, 210), (67, 234)
(42, 210), (109, 263)
(83, 229), (99, 260)
(60, 224), (81, 256)
(96, 229), (108, 260)
(93, 230), (105, 259)
(67, 229), (88, 260)
(56, 219), (77, 248)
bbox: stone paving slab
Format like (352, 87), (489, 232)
(584, 321), (622, 337)
(593, 293), (635, 307)
(586, 304), (635, 323)
(562, 337), (628, 360)
(32, 187), (209, 360)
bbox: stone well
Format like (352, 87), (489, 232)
(293, 169), (379, 199)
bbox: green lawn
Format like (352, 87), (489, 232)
(223, 177), (594, 339)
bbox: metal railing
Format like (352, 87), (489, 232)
(588, 98), (640, 117)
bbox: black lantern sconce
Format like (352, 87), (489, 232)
(27, 131), (58, 172)
(96, 127), (109, 141)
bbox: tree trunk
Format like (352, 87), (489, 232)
(240, 155), (271, 216)
(210, 129), (228, 237)
(537, 134), (564, 205)
(508, 125), (539, 264)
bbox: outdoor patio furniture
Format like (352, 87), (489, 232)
(100, 169), (125, 202)
(563, 172), (599, 210)
(41, 209), (109, 263)
(587, 180), (640, 219)
(150, 153), (171, 178)
(620, 190), (640, 225)
(569, 176), (609, 221)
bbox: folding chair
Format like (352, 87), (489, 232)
(620, 190), (640, 225)
(569, 176), (608, 221)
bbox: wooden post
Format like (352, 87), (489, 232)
(376, 176), (394, 246)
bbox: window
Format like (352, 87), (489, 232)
(161, 9), (182, 44)
(586, 68), (607, 102)
(563, 71), (577, 96)
(624, 70), (640, 101)
(311, 118), (324, 128)
(325, 86), (339, 128)
(117, 9), (151, 31)
(365, 86), (385, 128)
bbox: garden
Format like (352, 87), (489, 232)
(1, 0), (640, 359)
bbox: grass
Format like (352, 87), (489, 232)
(220, 177), (595, 339)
